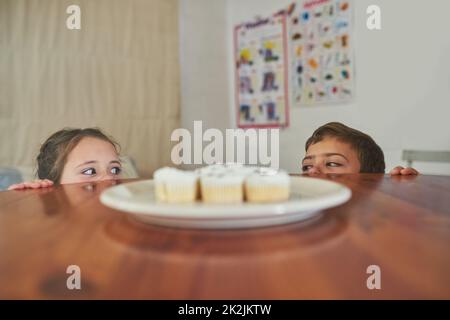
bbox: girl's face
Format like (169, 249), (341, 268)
(60, 137), (122, 184)
(302, 137), (361, 174)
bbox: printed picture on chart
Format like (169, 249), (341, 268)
(287, 0), (354, 106)
(235, 13), (289, 128)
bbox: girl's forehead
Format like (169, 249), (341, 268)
(67, 137), (118, 162)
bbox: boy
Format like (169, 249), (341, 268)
(302, 122), (418, 175)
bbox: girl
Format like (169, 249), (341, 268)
(8, 128), (123, 190)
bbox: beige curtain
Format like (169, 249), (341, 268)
(0, 0), (180, 177)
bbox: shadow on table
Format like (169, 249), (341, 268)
(101, 206), (350, 260)
(34, 180), (125, 216)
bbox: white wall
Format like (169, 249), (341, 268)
(180, 0), (450, 175)
(179, 0), (231, 133)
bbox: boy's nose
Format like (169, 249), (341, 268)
(308, 166), (321, 175)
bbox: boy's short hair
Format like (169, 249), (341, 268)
(305, 122), (386, 173)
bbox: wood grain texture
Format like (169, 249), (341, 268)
(0, 174), (450, 299)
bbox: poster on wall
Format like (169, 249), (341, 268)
(287, 0), (354, 106)
(234, 12), (290, 128)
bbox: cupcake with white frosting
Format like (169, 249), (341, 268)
(244, 168), (290, 203)
(153, 167), (199, 203)
(200, 171), (245, 204)
(195, 163), (226, 176)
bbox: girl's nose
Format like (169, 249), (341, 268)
(95, 171), (111, 182)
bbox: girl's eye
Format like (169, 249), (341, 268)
(82, 168), (96, 175)
(302, 165), (312, 172)
(327, 162), (342, 167)
(111, 167), (122, 175)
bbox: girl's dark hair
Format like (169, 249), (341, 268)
(36, 128), (120, 183)
(305, 122), (386, 173)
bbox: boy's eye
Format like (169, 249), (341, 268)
(111, 167), (122, 175)
(302, 165), (313, 172)
(82, 168), (96, 175)
(327, 162), (342, 167)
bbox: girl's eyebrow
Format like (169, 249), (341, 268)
(76, 160), (98, 168)
(76, 160), (121, 168)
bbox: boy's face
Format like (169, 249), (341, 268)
(302, 137), (361, 174)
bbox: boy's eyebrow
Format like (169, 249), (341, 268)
(110, 160), (122, 166)
(302, 153), (349, 162)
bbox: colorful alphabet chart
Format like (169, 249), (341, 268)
(287, 0), (354, 106)
(234, 12), (290, 128)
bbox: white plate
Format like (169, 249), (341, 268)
(100, 176), (351, 229)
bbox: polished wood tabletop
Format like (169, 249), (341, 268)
(1, 174), (450, 299)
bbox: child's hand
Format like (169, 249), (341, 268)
(389, 166), (419, 176)
(8, 179), (54, 190)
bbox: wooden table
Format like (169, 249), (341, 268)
(1, 174), (450, 299)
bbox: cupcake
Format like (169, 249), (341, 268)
(195, 163), (226, 176)
(200, 172), (245, 204)
(244, 168), (290, 203)
(233, 165), (259, 176)
(153, 167), (198, 203)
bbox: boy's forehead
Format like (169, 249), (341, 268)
(304, 137), (361, 163)
(306, 137), (353, 154)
